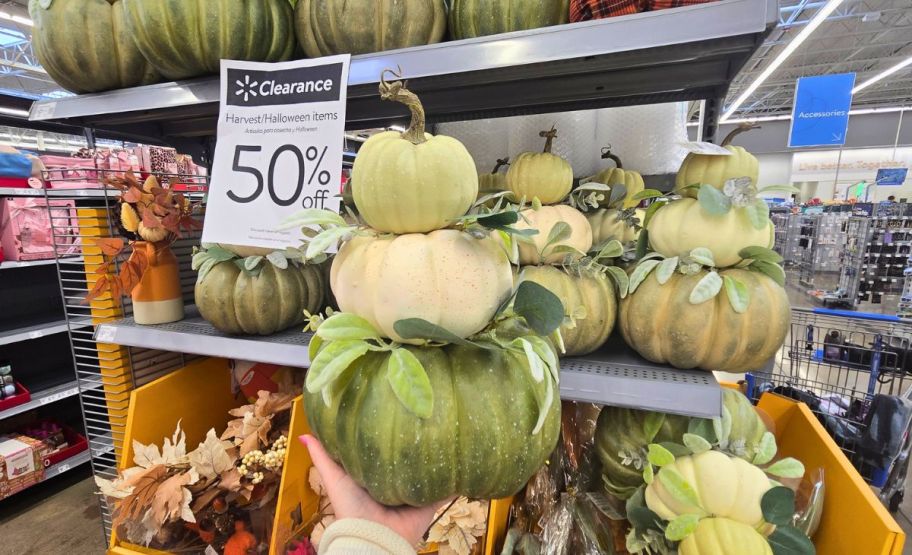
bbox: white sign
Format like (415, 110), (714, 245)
(202, 56), (351, 251)
(791, 147), (912, 183)
(677, 141), (733, 156)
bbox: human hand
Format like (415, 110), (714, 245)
(300, 434), (452, 546)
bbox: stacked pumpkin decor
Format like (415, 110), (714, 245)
(595, 389), (820, 555)
(281, 69), (565, 506)
(577, 147), (647, 247)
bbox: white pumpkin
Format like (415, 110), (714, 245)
(587, 208), (644, 245)
(512, 205), (593, 265)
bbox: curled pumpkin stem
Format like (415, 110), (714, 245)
(720, 122), (760, 147)
(601, 145), (623, 168)
(491, 157), (510, 174)
(379, 68), (427, 145)
(539, 126), (558, 153)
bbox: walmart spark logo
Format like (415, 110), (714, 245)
(235, 75), (259, 102)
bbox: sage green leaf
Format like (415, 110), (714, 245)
(657, 468), (702, 509)
(689, 271), (723, 304)
(321, 363), (353, 409)
(531, 367), (555, 435)
(279, 208), (346, 230)
(191, 251), (210, 271)
(665, 514), (701, 542)
(762, 486), (796, 526)
(656, 256), (679, 285)
(713, 405), (733, 448)
(284, 246), (307, 261)
(683, 433), (713, 454)
(477, 211), (519, 228)
(723, 275), (751, 313)
(306, 340), (370, 393)
(766, 458), (806, 479)
(266, 251), (289, 270)
(205, 245), (237, 262)
(244, 255), (264, 271)
(386, 348), (433, 418)
(513, 281), (565, 335)
(546, 221), (572, 246)
(629, 259), (661, 294)
(233, 259), (247, 273)
(643, 412), (666, 441)
(768, 525), (816, 555)
(751, 260), (787, 287)
(577, 182), (612, 192)
(739, 246), (783, 264)
(609, 184), (628, 206)
(605, 266), (630, 298)
(549, 244), (587, 258)
(643, 463), (654, 485)
(688, 418), (717, 444)
(308, 334), (324, 363)
(524, 335), (559, 384)
(658, 442), (691, 458)
(746, 199), (771, 230)
(306, 227), (350, 259)
(632, 189), (666, 201)
(597, 239), (625, 260)
(393, 318), (488, 349)
(317, 313), (380, 342)
(647, 444), (675, 467)
(698, 184), (732, 215)
(753, 432), (778, 465)
(643, 199), (668, 228)
(626, 488), (664, 532)
(688, 247), (716, 267)
(514, 338), (545, 383)
(635, 229), (650, 259)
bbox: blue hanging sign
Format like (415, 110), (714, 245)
(875, 168), (908, 187)
(788, 73), (855, 148)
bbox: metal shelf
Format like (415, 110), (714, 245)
(96, 310), (722, 418)
(0, 259), (56, 269)
(0, 319), (71, 346)
(0, 380), (81, 420)
(0, 187), (111, 198)
(29, 0), (775, 140)
(44, 449), (91, 480)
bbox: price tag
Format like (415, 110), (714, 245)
(32, 101), (56, 120)
(677, 141), (733, 156)
(55, 463), (70, 475)
(28, 330), (43, 340)
(40, 388), (78, 405)
(202, 56), (351, 251)
(96, 326), (116, 343)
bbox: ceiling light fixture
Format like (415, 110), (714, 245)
(721, 0), (845, 123)
(852, 55), (912, 94)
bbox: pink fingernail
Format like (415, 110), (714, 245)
(298, 434), (310, 446)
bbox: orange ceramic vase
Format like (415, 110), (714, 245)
(131, 241), (184, 325)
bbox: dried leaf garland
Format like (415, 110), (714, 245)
(426, 498), (488, 555)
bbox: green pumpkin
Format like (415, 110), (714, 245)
(305, 339), (561, 506)
(195, 261), (324, 335)
(449, 0), (569, 40)
(123, 0), (296, 80)
(294, 0), (446, 57)
(29, 0), (160, 93)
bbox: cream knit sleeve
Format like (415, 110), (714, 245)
(318, 518), (417, 555)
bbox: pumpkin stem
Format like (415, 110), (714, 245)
(539, 126), (558, 153)
(491, 157), (510, 174)
(600, 146), (623, 169)
(379, 68), (427, 145)
(720, 123), (761, 147)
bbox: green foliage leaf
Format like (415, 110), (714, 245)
(635, 229), (650, 259)
(643, 199), (668, 228)
(656, 256), (679, 285)
(308, 334), (324, 363)
(546, 221), (572, 245)
(698, 184), (732, 215)
(205, 245), (237, 262)
(266, 251), (289, 270)
(513, 281), (565, 335)
(306, 340), (370, 393)
(306, 227), (350, 259)
(647, 444), (676, 467)
(244, 255), (264, 271)
(657, 468), (702, 509)
(762, 486), (797, 526)
(751, 260), (787, 287)
(643, 412), (666, 442)
(626, 488), (664, 532)
(629, 259), (661, 294)
(746, 198), (771, 230)
(767, 457), (806, 479)
(683, 433), (712, 454)
(632, 189), (666, 201)
(477, 211), (519, 228)
(665, 514), (701, 542)
(753, 432), (778, 465)
(596, 239), (625, 260)
(393, 318), (485, 349)
(386, 348), (433, 418)
(713, 405), (733, 448)
(688, 247), (716, 267)
(643, 463), (654, 485)
(605, 266), (630, 298)
(608, 184), (628, 206)
(514, 338), (545, 383)
(279, 208), (346, 230)
(739, 246), (783, 264)
(658, 442), (692, 458)
(768, 525), (816, 555)
(689, 271), (723, 304)
(723, 275), (751, 313)
(549, 244), (587, 258)
(688, 418), (717, 444)
(316, 313), (380, 342)
(524, 335), (559, 384)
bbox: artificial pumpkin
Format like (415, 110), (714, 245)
(594, 407), (690, 499)
(353, 75), (478, 234)
(517, 266), (616, 356)
(122, 0), (296, 80)
(679, 517), (773, 555)
(478, 158), (510, 192)
(645, 450), (772, 527)
(330, 230), (513, 344)
(619, 268), (789, 373)
(295, 0), (446, 57)
(29, 0), (160, 94)
(449, 0), (569, 39)
(647, 198), (774, 268)
(587, 208), (644, 245)
(589, 168), (645, 209)
(505, 128), (573, 205)
(675, 125), (760, 198)
(195, 261), (324, 335)
(511, 205), (593, 265)
(304, 338), (561, 506)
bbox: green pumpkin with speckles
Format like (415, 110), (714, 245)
(304, 337), (561, 506)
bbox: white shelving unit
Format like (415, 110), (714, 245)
(0, 379), (81, 419)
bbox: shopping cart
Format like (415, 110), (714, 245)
(745, 307), (912, 512)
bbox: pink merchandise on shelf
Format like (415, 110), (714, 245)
(39, 155), (100, 189)
(0, 197), (78, 261)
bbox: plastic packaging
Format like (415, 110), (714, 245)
(595, 103), (688, 175)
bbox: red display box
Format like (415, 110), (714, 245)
(42, 425), (88, 468)
(0, 382), (31, 413)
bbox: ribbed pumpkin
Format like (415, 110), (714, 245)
(331, 230), (513, 344)
(594, 407), (690, 499)
(295, 0), (446, 57)
(679, 518), (773, 555)
(517, 266), (616, 356)
(675, 126), (759, 198)
(29, 0), (160, 94)
(512, 205), (593, 265)
(619, 268), (789, 373)
(645, 450), (772, 527)
(123, 0), (295, 80)
(353, 76), (478, 234)
(449, 0), (569, 39)
(505, 128), (573, 205)
(195, 262), (324, 335)
(587, 208), (644, 245)
(647, 198), (774, 268)
(590, 167), (645, 209)
(305, 339), (561, 506)
(478, 158), (510, 192)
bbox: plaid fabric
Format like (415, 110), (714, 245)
(650, 0), (716, 10)
(570, 0), (644, 22)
